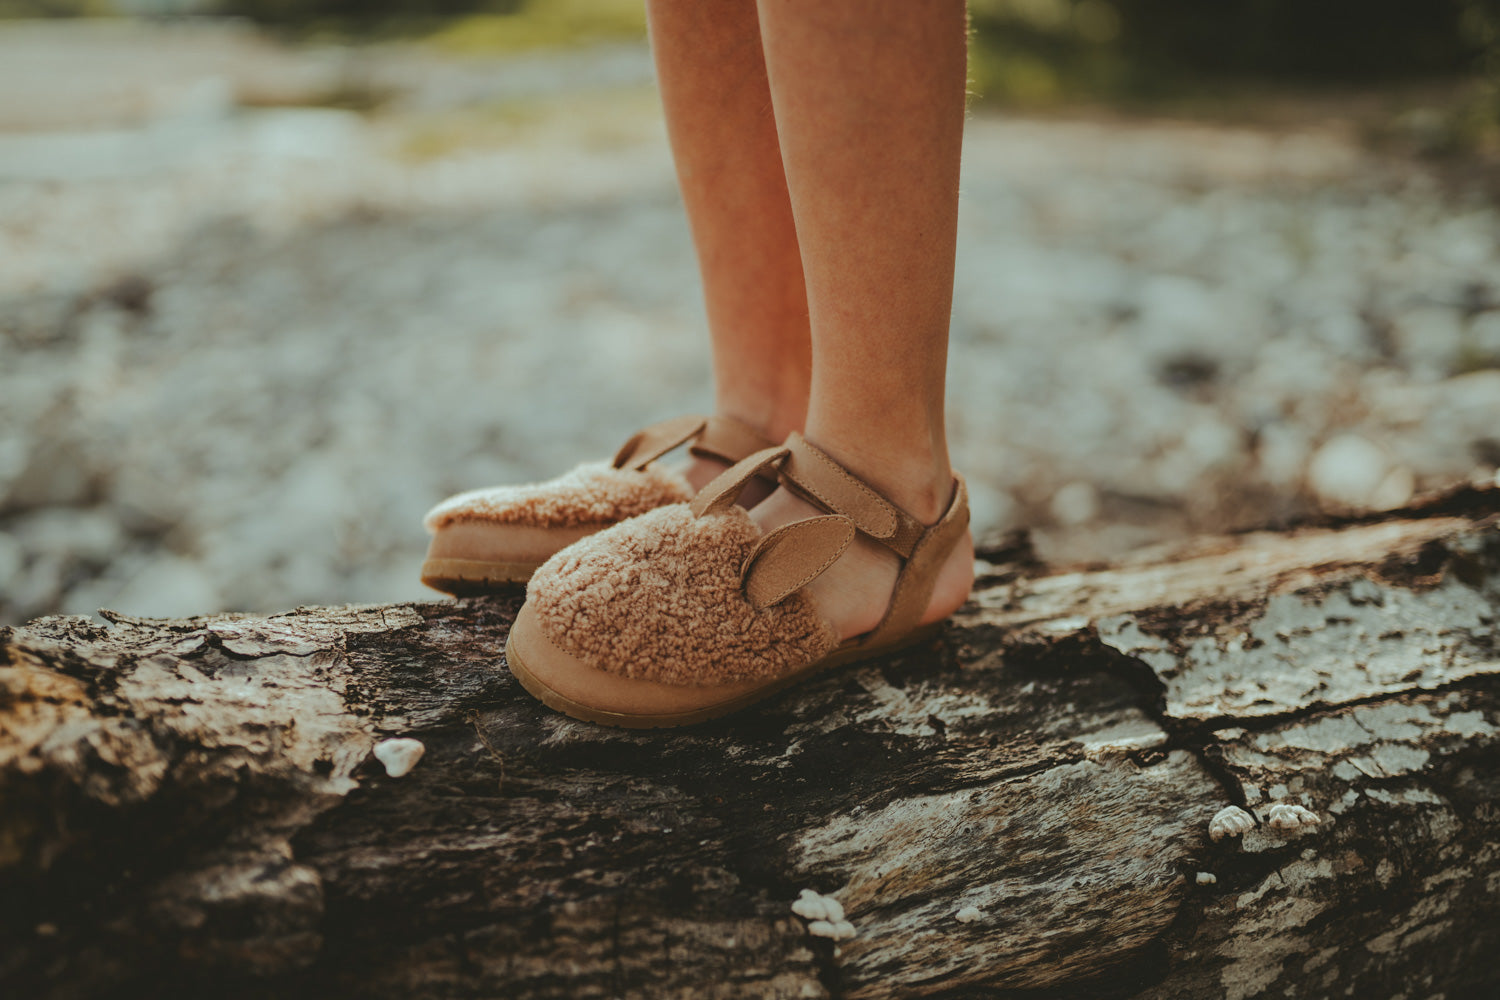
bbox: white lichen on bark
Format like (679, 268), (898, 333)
(1209, 806), (1255, 841)
(1265, 803), (1320, 832)
(792, 889), (845, 923)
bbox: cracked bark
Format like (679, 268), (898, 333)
(2, 488), (1498, 1000)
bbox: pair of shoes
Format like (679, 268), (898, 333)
(420, 414), (775, 595)
(503, 432), (970, 728)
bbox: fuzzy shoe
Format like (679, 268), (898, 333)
(421, 414), (775, 595)
(503, 432), (970, 727)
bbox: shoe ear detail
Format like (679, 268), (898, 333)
(741, 514), (856, 610)
(613, 415), (709, 471)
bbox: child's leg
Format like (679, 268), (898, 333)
(751, 0), (974, 639)
(647, 0), (811, 467)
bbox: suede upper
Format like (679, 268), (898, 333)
(526, 503), (838, 686)
(423, 461), (693, 533)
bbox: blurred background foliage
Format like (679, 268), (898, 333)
(969, 0), (1495, 93)
(965, 0), (1500, 154)
(0, 0), (1496, 170)
(0, 0), (650, 47)
(1, 0), (1493, 78)
(2, 0), (1496, 138)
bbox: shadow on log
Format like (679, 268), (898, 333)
(2, 487), (1498, 999)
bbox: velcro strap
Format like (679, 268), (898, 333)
(741, 515), (855, 609)
(690, 445), (790, 518)
(612, 415), (709, 471)
(779, 433), (926, 558)
(688, 415), (777, 466)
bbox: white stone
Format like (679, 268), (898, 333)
(1050, 481), (1100, 526)
(373, 737), (426, 778)
(1209, 805), (1255, 841)
(1367, 466), (1415, 512)
(1196, 872), (1217, 885)
(955, 905), (984, 923)
(1307, 433), (1389, 509)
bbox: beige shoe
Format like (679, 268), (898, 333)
(503, 432), (970, 727)
(421, 415), (774, 595)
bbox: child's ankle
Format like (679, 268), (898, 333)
(801, 432), (955, 523)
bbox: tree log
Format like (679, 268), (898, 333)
(2, 488), (1498, 999)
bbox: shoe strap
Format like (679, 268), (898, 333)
(864, 472), (968, 648)
(690, 444), (790, 517)
(612, 415), (708, 471)
(690, 416), (778, 467)
(613, 415), (778, 473)
(690, 434), (971, 646)
(779, 433), (969, 644)
(779, 433), (927, 558)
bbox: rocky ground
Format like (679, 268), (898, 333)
(2, 19), (1498, 624)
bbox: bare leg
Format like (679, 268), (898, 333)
(751, 0), (974, 638)
(646, 0), (811, 488)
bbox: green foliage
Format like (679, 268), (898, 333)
(968, 0), (1128, 107)
(195, 0), (645, 48)
(0, 0), (114, 15)
(969, 0), (1500, 109)
(5, 0), (1496, 150)
(1456, 0), (1500, 151)
(426, 0), (645, 54)
(210, 0), (515, 29)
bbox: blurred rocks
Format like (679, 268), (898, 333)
(1307, 434), (1392, 510)
(1, 22), (1498, 622)
(1049, 482), (1100, 527)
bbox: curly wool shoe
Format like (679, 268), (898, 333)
(503, 433), (970, 727)
(420, 415), (774, 595)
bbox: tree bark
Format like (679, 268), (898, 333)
(2, 487), (1498, 1000)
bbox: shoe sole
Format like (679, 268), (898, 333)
(503, 621), (946, 729)
(421, 557), (541, 596)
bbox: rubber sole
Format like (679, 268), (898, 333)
(503, 621), (946, 729)
(420, 557), (541, 597)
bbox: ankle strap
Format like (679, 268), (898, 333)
(612, 415), (776, 472)
(690, 416), (777, 467)
(865, 472), (968, 647)
(779, 433), (927, 558)
(612, 415), (708, 471)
